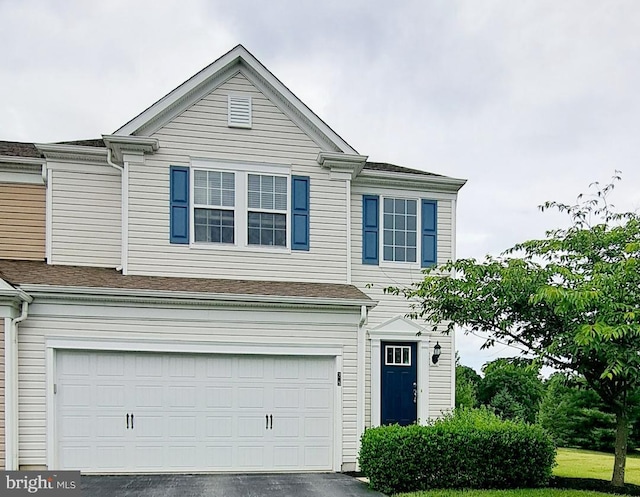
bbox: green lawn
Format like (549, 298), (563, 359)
(554, 447), (640, 486)
(396, 491), (619, 497)
(393, 448), (640, 497)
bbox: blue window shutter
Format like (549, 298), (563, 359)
(421, 199), (437, 267)
(170, 166), (189, 244)
(362, 195), (379, 265)
(291, 175), (310, 251)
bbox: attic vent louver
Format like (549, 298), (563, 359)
(228, 94), (252, 128)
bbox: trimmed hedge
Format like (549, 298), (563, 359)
(358, 408), (556, 495)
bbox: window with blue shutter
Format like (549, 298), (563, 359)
(291, 175), (310, 251)
(170, 166), (189, 244)
(421, 199), (437, 267)
(362, 195), (379, 265)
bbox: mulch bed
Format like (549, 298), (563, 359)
(549, 476), (640, 495)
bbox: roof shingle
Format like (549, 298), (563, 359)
(0, 141), (42, 158)
(364, 162), (442, 177)
(0, 260), (372, 304)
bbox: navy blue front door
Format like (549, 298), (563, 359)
(381, 342), (418, 425)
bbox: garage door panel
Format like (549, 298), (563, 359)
(168, 356), (196, 377)
(134, 385), (163, 408)
(135, 415), (163, 438)
(60, 384), (92, 407)
(96, 446), (127, 469)
(238, 387), (264, 408)
(273, 416), (300, 438)
(96, 385), (126, 407)
(60, 416), (91, 438)
(96, 415), (126, 438)
(168, 386), (197, 408)
(305, 387), (331, 409)
(273, 387), (300, 409)
(133, 445), (163, 468)
(95, 354), (125, 377)
(205, 446), (233, 467)
(206, 386), (233, 408)
(135, 355), (163, 377)
(273, 446), (299, 467)
(56, 351), (335, 473)
(237, 446), (265, 467)
(305, 446), (332, 467)
(59, 445), (91, 470)
(238, 415), (268, 437)
(206, 356), (233, 378)
(237, 357), (264, 378)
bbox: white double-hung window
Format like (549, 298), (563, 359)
(193, 170), (236, 244)
(190, 161), (290, 249)
(247, 174), (287, 247)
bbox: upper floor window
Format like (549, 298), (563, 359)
(170, 163), (310, 251)
(383, 198), (417, 263)
(362, 195), (437, 267)
(193, 170), (235, 244)
(247, 174), (288, 246)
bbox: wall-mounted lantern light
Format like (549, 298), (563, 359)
(432, 342), (442, 364)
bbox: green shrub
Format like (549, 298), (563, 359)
(358, 407), (556, 495)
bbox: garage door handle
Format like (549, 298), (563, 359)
(126, 413), (129, 429)
(270, 414), (273, 430)
(266, 414), (269, 430)
(131, 413), (134, 430)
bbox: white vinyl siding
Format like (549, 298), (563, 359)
(127, 72), (347, 282)
(351, 184), (455, 422)
(50, 166), (121, 267)
(17, 301), (360, 470)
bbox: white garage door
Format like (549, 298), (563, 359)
(55, 350), (335, 473)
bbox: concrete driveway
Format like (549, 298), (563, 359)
(81, 473), (386, 497)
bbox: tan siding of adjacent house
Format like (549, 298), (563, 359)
(0, 184), (45, 260)
(0, 319), (5, 469)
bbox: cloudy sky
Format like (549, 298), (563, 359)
(2, 1), (639, 372)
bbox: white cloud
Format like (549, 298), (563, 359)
(1, 0), (639, 369)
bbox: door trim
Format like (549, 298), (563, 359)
(45, 337), (343, 472)
(369, 328), (430, 427)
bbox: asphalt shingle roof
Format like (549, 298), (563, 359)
(0, 141), (42, 158)
(0, 140), (440, 177)
(363, 162), (442, 176)
(0, 259), (372, 303)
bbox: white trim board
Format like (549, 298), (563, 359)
(368, 316), (432, 427)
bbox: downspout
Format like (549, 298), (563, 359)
(356, 304), (367, 470)
(7, 298), (31, 470)
(106, 148), (125, 273)
(346, 179), (352, 284)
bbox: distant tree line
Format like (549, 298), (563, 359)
(455, 356), (640, 452)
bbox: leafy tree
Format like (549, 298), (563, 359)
(479, 358), (544, 424)
(539, 373), (617, 451)
(387, 176), (640, 487)
(455, 364), (481, 409)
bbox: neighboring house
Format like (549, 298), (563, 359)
(0, 45), (466, 473)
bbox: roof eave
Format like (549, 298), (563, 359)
(35, 143), (107, 163)
(17, 284), (377, 309)
(356, 169), (467, 192)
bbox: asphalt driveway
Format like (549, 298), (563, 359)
(81, 473), (385, 497)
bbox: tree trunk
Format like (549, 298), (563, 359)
(612, 410), (629, 487)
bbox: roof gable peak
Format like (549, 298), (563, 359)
(114, 45), (357, 154)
